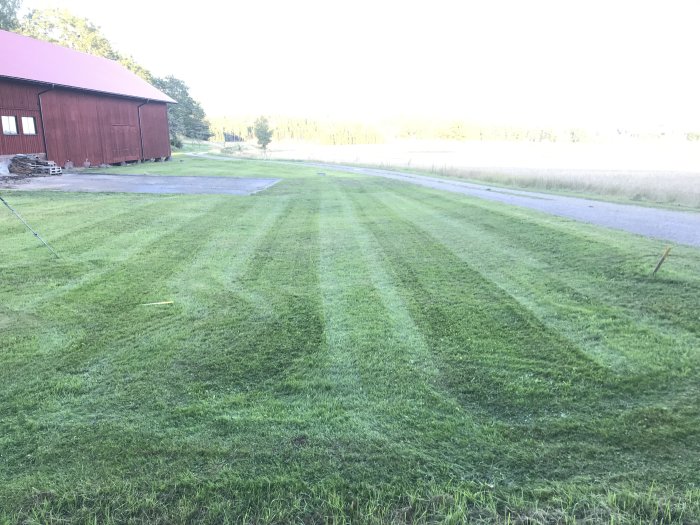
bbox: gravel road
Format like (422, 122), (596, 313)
(1, 173), (280, 195)
(305, 162), (700, 248)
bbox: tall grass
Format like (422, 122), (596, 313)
(436, 166), (700, 208)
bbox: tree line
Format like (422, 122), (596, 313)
(0, 3), (212, 146)
(213, 115), (700, 146)
(210, 116), (384, 146)
(210, 115), (591, 146)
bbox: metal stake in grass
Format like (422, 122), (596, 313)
(0, 194), (60, 258)
(652, 246), (672, 276)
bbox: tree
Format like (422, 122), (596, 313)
(152, 76), (212, 143)
(16, 8), (212, 145)
(254, 117), (273, 151)
(19, 8), (152, 81)
(0, 0), (21, 30)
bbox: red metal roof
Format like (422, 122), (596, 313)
(0, 29), (175, 103)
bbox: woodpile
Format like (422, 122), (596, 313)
(8, 154), (62, 176)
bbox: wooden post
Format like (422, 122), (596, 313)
(652, 246), (672, 275)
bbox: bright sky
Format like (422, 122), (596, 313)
(22, 0), (700, 130)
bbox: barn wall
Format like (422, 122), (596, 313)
(98, 96), (141, 164)
(0, 78), (45, 156)
(41, 89), (102, 166)
(139, 102), (171, 159)
(41, 88), (146, 166)
(1, 79), (171, 167)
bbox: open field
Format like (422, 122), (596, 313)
(212, 139), (700, 208)
(2, 157), (700, 523)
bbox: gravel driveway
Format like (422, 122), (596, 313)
(306, 162), (700, 248)
(1, 173), (280, 195)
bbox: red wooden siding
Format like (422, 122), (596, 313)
(42, 89), (145, 166)
(139, 103), (171, 159)
(1, 78), (171, 166)
(41, 89), (104, 166)
(0, 78), (45, 156)
(98, 96), (141, 163)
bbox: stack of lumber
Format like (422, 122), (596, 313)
(8, 154), (62, 176)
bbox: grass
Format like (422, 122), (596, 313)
(176, 140), (220, 153)
(85, 156), (264, 177)
(1, 157), (700, 523)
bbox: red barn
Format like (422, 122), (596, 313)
(0, 30), (175, 168)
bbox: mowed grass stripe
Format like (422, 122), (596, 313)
(372, 180), (700, 393)
(0, 193), (175, 309)
(0, 197), (252, 414)
(1, 195), (240, 309)
(350, 180), (700, 483)
(0, 191), (328, 501)
(121, 184), (341, 487)
(376, 183), (700, 373)
(1, 196), (251, 408)
(353, 185), (608, 414)
(40, 194), (177, 249)
(1, 196), (241, 362)
(385, 180), (700, 338)
(168, 194), (292, 313)
(319, 178), (493, 482)
(155, 192), (325, 439)
(0, 191), (159, 256)
(38, 196), (239, 310)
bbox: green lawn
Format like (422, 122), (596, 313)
(1, 158), (699, 524)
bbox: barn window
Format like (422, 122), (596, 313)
(22, 117), (37, 135)
(2, 116), (18, 135)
